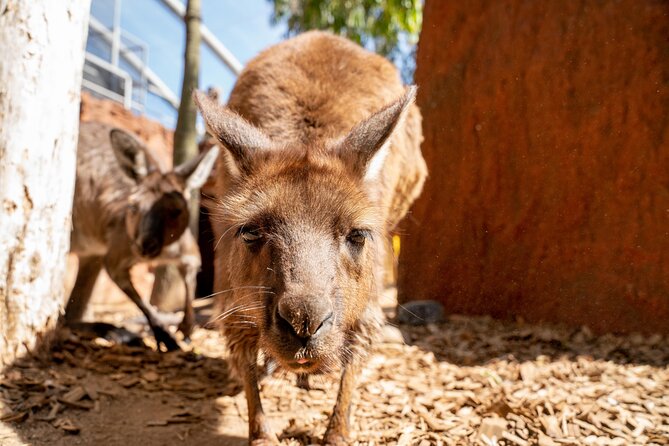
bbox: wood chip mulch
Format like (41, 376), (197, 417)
(1, 315), (668, 445)
(0, 328), (238, 438)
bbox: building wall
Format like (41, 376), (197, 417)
(397, 0), (669, 334)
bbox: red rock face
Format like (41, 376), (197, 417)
(397, 0), (669, 334)
(80, 92), (174, 166)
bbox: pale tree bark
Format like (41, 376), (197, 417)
(151, 0), (201, 311)
(0, 0), (91, 368)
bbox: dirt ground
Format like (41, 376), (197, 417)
(1, 293), (668, 446)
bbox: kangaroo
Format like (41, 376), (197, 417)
(66, 121), (218, 351)
(195, 31), (426, 445)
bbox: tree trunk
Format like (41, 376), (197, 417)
(0, 0), (91, 368)
(151, 0), (201, 310)
(174, 0), (201, 169)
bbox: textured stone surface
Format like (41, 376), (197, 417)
(398, 0), (669, 334)
(79, 92), (174, 165)
(397, 300), (445, 326)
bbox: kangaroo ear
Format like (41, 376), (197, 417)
(174, 146), (220, 190)
(109, 128), (159, 181)
(331, 86), (416, 182)
(193, 90), (272, 177)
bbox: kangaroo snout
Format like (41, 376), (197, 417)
(275, 294), (334, 340)
(138, 236), (162, 258)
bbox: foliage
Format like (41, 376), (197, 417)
(269, 0), (422, 80)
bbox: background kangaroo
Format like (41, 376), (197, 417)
(66, 122), (218, 351)
(195, 31), (427, 445)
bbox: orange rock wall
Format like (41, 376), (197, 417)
(80, 92), (174, 166)
(397, 0), (669, 334)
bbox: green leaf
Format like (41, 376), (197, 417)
(267, 0), (422, 81)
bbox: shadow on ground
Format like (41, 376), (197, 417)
(0, 325), (249, 446)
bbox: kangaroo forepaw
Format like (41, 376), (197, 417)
(151, 324), (180, 352)
(322, 431), (349, 446)
(249, 433), (279, 446)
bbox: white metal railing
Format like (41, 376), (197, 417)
(88, 15), (180, 109)
(83, 0), (242, 119)
(158, 0), (244, 75)
(82, 52), (134, 109)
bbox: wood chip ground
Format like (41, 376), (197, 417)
(1, 307), (667, 445)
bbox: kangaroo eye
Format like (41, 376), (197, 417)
(346, 229), (368, 246)
(240, 227), (263, 244)
(128, 203), (139, 213)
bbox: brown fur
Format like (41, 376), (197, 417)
(66, 121), (218, 351)
(196, 31), (426, 445)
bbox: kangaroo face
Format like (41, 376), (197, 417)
(124, 172), (189, 258)
(109, 128), (219, 259)
(221, 156), (380, 372)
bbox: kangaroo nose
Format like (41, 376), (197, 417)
(140, 237), (162, 258)
(276, 297), (333, 339)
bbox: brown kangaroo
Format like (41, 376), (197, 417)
(66, 121), (218, 351)
(195, 31), (426, 445)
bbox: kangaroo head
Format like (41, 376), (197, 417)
(194, 87), (415, 372)
(109, 128), (218, 258)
